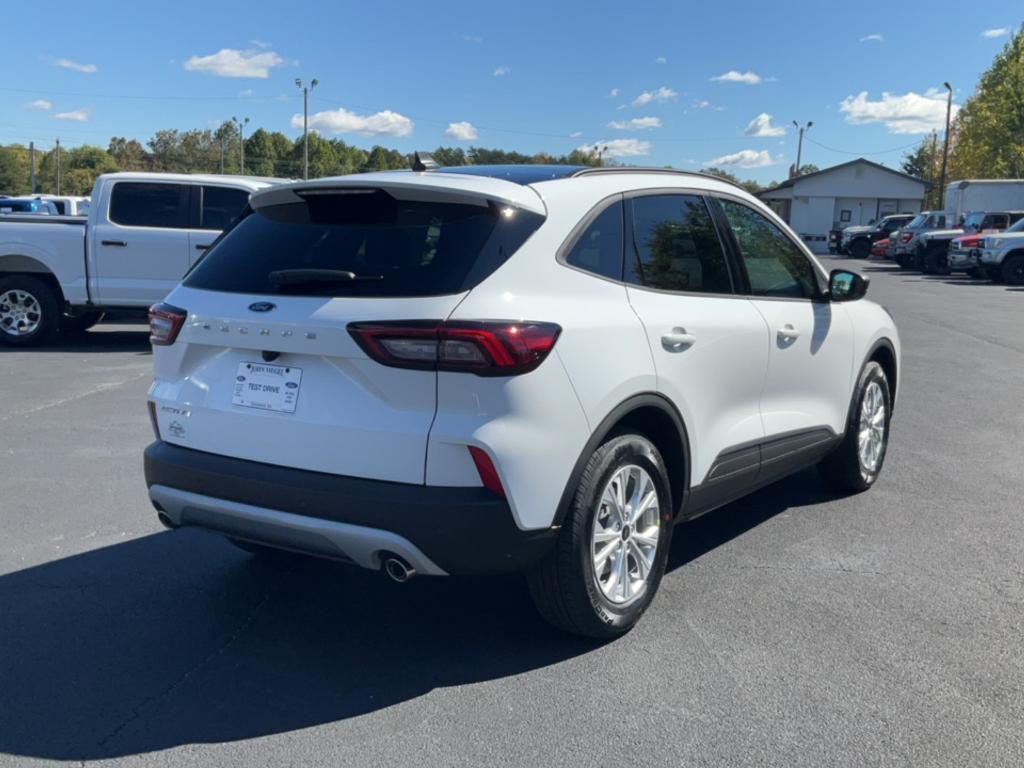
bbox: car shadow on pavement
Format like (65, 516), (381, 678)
(0, 468), (830, 762)
(0, 328), (150, 354)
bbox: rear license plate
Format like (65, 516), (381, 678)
(232, 362), (302, 413)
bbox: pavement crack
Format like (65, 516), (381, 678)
(96, 589), (272, 750)
(0, 370), (151, 422)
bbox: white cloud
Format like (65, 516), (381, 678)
(607, 116), (662, 131)
(608, 87), (619, 98)
(577, 138), (652, 158)
(708, 149), (782, 168)
(616, 103), (628, 111)
(184, 48), (284, 78)
(859, 33), (884, 42)
(238, 88), (254, 97)
(294, 107), (414, 137)
(445, 121), (478, 141)
(249, 39), (272, 49)
(462, 34), (483, 43)
(631, 86), (677, 107)
(744, 113), (786, 137)
(26, 99), (52, 111)
(839, 88), (959, 134)
(569, 131), (583, 138)
(655, 56), (667, 64)
(53, 108), (91, 122)
(54, 58), (97, 74)
(711, 70), (762, 85)
(493, 65), (511, 76)
(981, 27), (1009, 38)
(693, 99), (711, 109)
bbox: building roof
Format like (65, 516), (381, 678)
(758, 158), (927, 197)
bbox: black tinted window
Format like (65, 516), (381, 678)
(564, 201), (623, 280)
(185, 189), (544, 298)
(627, 195), (732, 294)
(109, 183), (189, 228)
(719, 199), (820, 299)
(201, 186), (250, 230)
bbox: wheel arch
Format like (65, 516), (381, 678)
(865, 337), (898, 410)
(0, 254), (65, 304)
(553, 393), (691, 527)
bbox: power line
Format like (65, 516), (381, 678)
(804, 135), (921, 156)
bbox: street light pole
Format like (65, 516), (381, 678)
(55, 138), (61, 195)
(792, 120), (813, 178)
(295, 78), (319, 180)
(939, 82), (953, 210)
(232, 116), (250, 174)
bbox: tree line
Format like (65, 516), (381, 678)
(901, 25), (1023, 206)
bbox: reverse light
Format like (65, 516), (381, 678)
(149, 303), (187, 346)
(468, 446), (505, 497)
(348, 320), (561, 376)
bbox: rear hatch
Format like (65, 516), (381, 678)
(150, 176), (545, 484)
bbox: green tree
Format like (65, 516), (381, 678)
(902, 133), (942, 207)
(0, 145), (31, 195)
(242, 128), (279, 176)
(108, 137), (149, 170)
(950, 27), (1024, 178)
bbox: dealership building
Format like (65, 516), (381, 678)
(759, 158), (928, 253)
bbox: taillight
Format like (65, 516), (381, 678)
(901, 233), (914, 244)
(348, 320), (561, 376)
(468, 446), (505, 497)
(148, 303), (187, 346)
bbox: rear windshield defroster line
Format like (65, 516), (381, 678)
(183, 188), (545, 298)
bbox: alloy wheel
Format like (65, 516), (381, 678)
(0, 289), (42, 337)
(858, 381), (886, 474)
(591, 464), (660, 604)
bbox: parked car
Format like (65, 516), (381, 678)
(890, 211), (954, 268)
(871, 238), (890, 258)
(0, 172), (285, 345)
(840, 213), (915, 259)
(33, 194), (90, 216)
(978, 216), (1024, 284)
(914, 210), (1024, 274)
(143, 163), (900, 639)
(0, 198), (59, 215)
(943, 211), (1024, 276)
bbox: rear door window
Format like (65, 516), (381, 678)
(184, 188), (544, 297)
(626, 194), (734, 294)
(109, 182), (190, 229)
(201, 186), (251, 230)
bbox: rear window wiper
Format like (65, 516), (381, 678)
(268, 269), (385, 288)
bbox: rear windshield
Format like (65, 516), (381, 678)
(906, 214), (927, 229)
(184, 189), (544, 298)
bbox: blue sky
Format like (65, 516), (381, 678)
(2, 0), (1020, 183)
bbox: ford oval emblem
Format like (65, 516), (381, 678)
(248, 301), (276, 313)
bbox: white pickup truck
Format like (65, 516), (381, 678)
(0, 172), (284, 345)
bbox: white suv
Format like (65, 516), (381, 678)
(144, 164), (900, 638)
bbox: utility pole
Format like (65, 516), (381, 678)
(938, 82), (953, 210)
(295, 78), (319, 180)
(55, 138), (61, 195)
(792, 121), (813, 178)
(232, 116), (250, 174)
(29, 142), (36, 194)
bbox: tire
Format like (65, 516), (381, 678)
(819, 361), (892, 493)
(1001, 255), (1024, 286)
(849, 239), (870, 259)
(0, 275), (60, 347)
(923, 249), (949, 275)
(527, 433), (674, 639)
(967, 266), (986, 279)
(60, 311), (105, 334)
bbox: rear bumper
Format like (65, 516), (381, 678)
(144, 441), (557, 575)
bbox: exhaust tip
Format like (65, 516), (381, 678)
(383, 555), (416, 583)
(156, 511), (177, 530)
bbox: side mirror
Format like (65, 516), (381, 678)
(829, 269), (869, 302)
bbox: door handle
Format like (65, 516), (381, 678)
(777, 324), (801, 341)
(101, 239), (127, 247)
(661, 327), (697, 351)
(194, 243), (211, 251)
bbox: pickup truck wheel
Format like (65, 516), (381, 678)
(849, 239), (870, 259)
(967, 266), (986, 279)
(819, 361), (891, 493)
(922, 249), (950, 275)
(61, 311), (105, 334)
(0, 275), (59, 347)
(1002, 255), (1024, 286)
(527, 433), (674, 639)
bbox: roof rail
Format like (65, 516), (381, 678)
(571, 166), (749, 192)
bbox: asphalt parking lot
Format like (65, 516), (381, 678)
(1, 260), (1022, 767)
